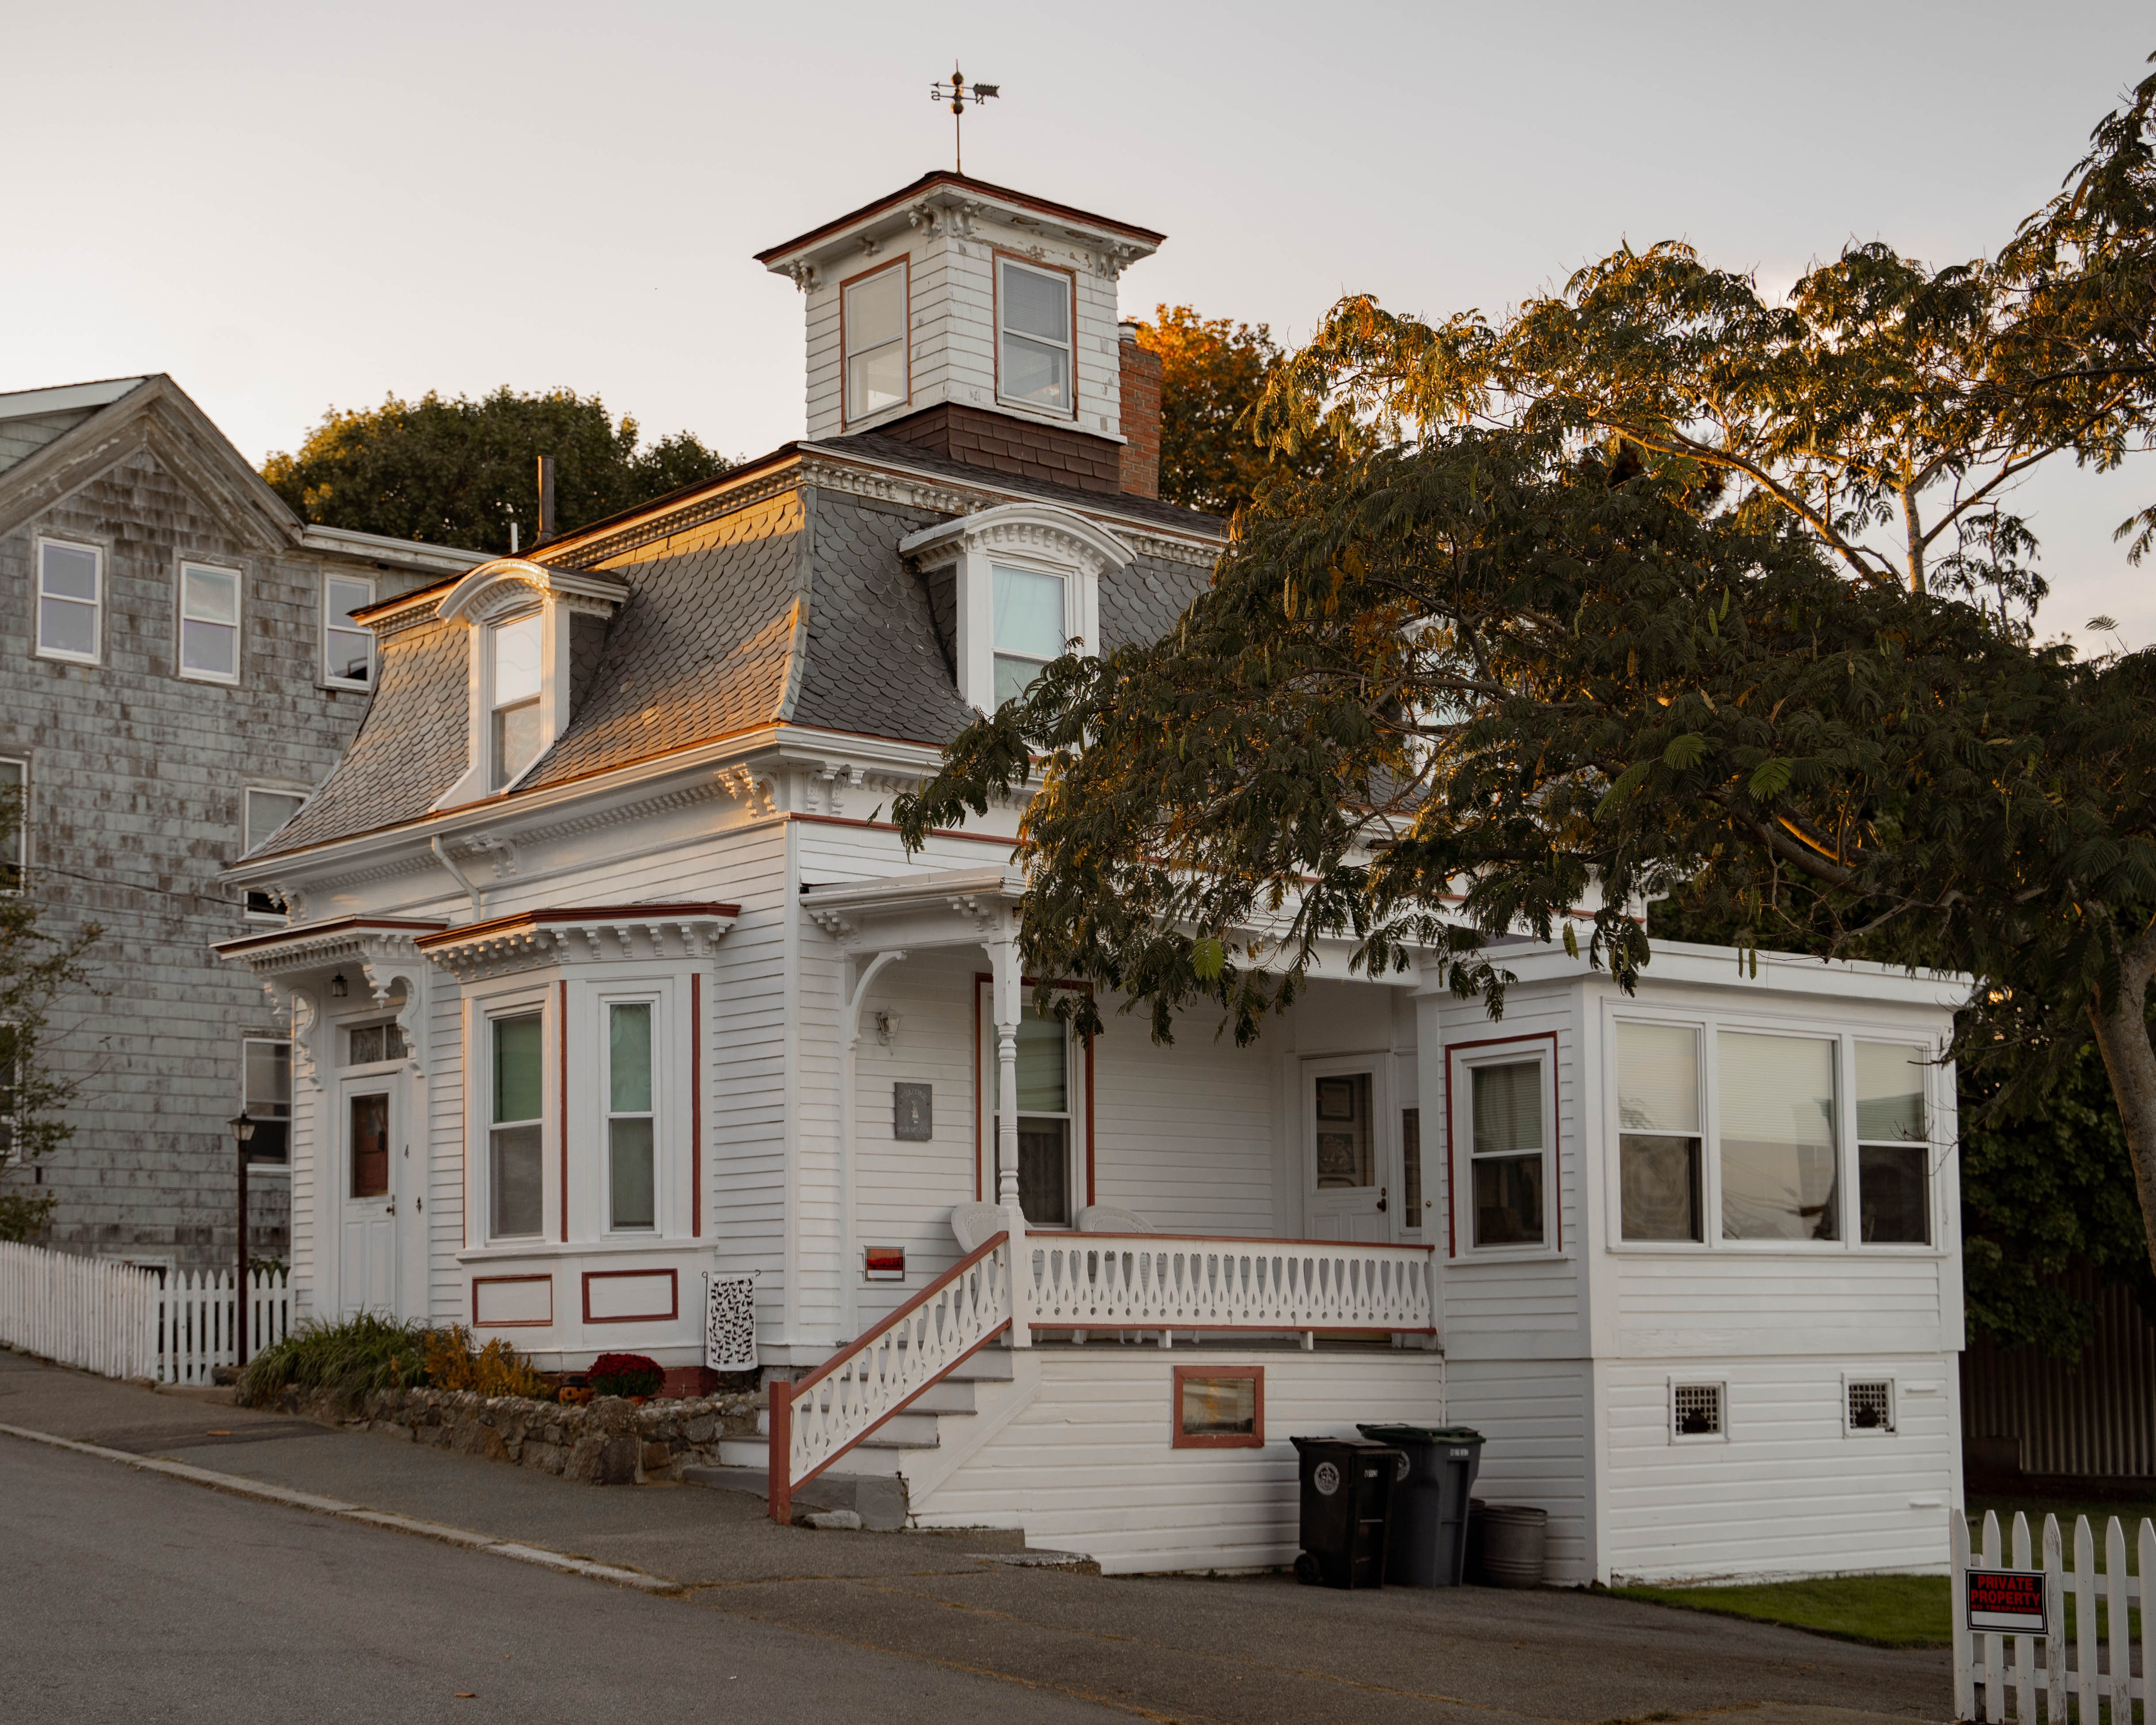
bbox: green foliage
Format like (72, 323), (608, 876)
(418, 1325), (547, 1400)
(238, 1311), (427, 1409)
(1607, 1574), (1950, 1649)
(0, 778), (101, 1210)
(261, 387), (737, 554)
(1136, 307), (1348, 519)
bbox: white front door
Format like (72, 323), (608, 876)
(338, 1078), (397, 1314)
(1304, 1058), (1390, 1242)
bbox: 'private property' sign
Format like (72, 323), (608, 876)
(1966, 1567), (2048, 1633)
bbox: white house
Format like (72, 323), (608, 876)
(219, 169), (1968, 1584)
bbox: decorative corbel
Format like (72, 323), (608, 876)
(782, 260), (819, 293)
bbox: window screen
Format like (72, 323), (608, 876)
(844, 264), (908, 420)
(997, 258), (1073, 414)
(1717, 1031), (1838, 1241)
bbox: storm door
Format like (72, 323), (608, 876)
(1304, 1059), (1390, 1242)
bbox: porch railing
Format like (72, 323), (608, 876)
(769, 1231), (1013, 1523)
(1025, 1235), (1437, 1341)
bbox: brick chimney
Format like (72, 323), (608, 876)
(1118, 322), (1162, 499)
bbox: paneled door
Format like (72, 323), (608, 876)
(1304, 1058), (1390, 1242)
(338, 1078), (397, 1315)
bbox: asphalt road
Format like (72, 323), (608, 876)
(0, 1436), (1116, 1725)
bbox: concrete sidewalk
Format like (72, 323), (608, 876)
(0, 1347), (1951, 1723)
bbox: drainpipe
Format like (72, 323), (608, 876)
(430, 835), (485, 917)
(840, 949), (908, 1341)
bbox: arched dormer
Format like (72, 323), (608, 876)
(430, 558), (628, 810)
(898, 502), (1134, 713)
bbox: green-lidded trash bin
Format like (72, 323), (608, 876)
(1290, 1436), (1404, 1589)
(1356, 1424), (1485, 1587)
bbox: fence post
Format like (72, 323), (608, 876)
(2043, 1515), (2064, 1724)
(767, 1378), (792, 1525)
(1953, 1507), (1974, 1722)
(2075, 1516), (2097, 1724)
(2011, 1511), (2034, 1724)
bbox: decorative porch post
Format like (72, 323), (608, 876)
(987, 928), (1030, 1346)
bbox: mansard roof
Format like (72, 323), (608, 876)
(252, 442), (1223, 861)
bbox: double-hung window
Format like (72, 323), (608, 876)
(36, 539), (101, 663)
(324, 575), (376, 688)
(1013, 1006), (1073, 1227)
(489, 613), (544, 790)
(489, 1011), (545, 1239)
(242, 1038), (292, 1164)
(606, 1001), (656, 1232)
(996, 257), (1074, 416)
(991, 564), (1067, 707)
(178, 562), (241, 683)
(843, 261), (909, 423)
(1469, 1060), (1546, 1246)
(1856, 1044), (1929, 1243)
(1616, 1022), (1703, 1241)
(0, 758), (25, 891)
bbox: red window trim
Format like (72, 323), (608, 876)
(471, 1272), (552, 1329)
(990, 250), (1079, 422)
(1170, 1364), (1265, 1449)
(581, 1266), (679, 1325)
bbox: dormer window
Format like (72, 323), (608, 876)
(429, 559), (629, 812)
(843, 260), (909, 424)
(993, 564), (1068, 706)
(899, 502), (1132, 714)
(489, 612), (544, 790)
(997, 257), (1075, 417)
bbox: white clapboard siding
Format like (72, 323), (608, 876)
(1953, 1507), (2156, 1723)
(0, 1241), (156, 1379)
(910, 1347), (1447, 1575)
(1442, 1356), (1595, 1583)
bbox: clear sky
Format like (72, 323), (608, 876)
(8, 2), (2151, 647)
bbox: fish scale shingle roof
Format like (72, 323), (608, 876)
(254, 457), (1220, 859)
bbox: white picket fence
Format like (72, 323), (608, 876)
(1953, 1503), (2156, 1721)
(0, 1241), (292, 1385)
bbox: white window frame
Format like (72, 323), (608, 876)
(322, 572), (376, 690)
(0, 756), (27, 893)
(994, 254), (1078, 421)
(841, 257), (910, 427)
(1446, 1036), (1560, 1261)
(988, 559), (1071, 710)
(35, 536), (103, 665)
(976, 979), (1087, 1229)
(472, 988), (552, 1246)
(600, 988), (664, 1237)
(176, 559), (243, 686)
(1854, 1039), (1933, 1247)
(1669, 1378), (1730, 1445)
(1604, 1005), (1949, 1258)
(1842, 1372), (1898, 1437)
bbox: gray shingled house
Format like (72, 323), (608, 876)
(0, 375), (483, 1274)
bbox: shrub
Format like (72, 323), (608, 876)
(419, 1325), (547, 1399)
(587, 1352), (664, 1398)
(238, 1312), (427, 1409)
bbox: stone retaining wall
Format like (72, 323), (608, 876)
(282, 1385), (761, 1485)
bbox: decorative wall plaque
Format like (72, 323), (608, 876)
(894, 1082), (933, 1141)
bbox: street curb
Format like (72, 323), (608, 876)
(0, 1420), (680, 1594)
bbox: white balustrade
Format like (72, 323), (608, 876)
(774, 1233), (1011, 1518)
(1025, 1235), (1437, 1338)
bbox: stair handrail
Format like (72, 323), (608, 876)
(769, 1230), (1012, 1523)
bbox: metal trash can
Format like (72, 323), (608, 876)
(1479, 1502), (1549, 1588)
(1289, 1436), (1404, 1589)
(1356, 1423), (1484, 1586)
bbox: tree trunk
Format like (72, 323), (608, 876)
(2087, 979), (2156, 1279)
(1901, 479), (1926, 595)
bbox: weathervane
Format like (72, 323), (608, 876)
(929, 63), (998, 174)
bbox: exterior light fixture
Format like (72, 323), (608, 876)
(330, 972), (349, 998)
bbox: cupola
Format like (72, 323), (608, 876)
(756, 173), (1164, 497)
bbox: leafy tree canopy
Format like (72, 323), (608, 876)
(897, 60), (2156, 1317)
(1136, 307), (1348, 519)
(261, 387), (737, 554)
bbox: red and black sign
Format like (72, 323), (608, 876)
(1967, 1568), (2047, 1633)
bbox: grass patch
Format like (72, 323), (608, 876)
(1607, 1573), (1951, 1648)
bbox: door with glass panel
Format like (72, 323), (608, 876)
(982, 1001), (1077, 1228)
(337, 1076), (396, 1314)
(1306, 1060), (1388, 1242)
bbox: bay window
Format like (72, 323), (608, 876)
(490, 1010), (545, 1239)
(1717, 1032), (1838, 1241)
(1616, 1022), (1703, 1242)
(606, 1000), (656, 1232)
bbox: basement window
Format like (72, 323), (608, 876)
(1671, 1381), (1725, 1442)
(1846, 1378), (1895, 1434)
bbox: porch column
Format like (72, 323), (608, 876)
(986, 926), (1030, 1347)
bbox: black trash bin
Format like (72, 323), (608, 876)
(1289, 1436), (1404, 1589)
(1357, 1424), (1485, 1587)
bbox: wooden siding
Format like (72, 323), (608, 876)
(911, 1346), (1446, 1575)
(1442, 1356), (1595, 1583)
